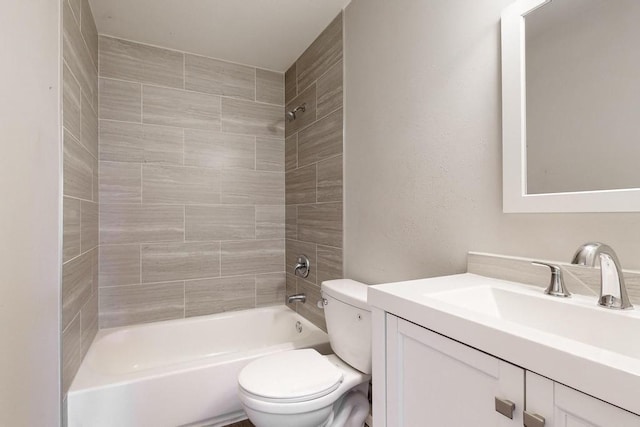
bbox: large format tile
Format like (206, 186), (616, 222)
(184, 129), (255, 170)
(80, 201), (99, 252)
(221, 170), (284, 205)
(80, 292), (99, 357)
(185, 205), (255, 241)
(99, 244), (140, 287)
(63, 64), (82, 140)
(285, 84), (317, 137)
(63, 1), (97, 102)
(62, 314), (81, 395)
(296, 279), (326, 331)
(256, 137), (284, 172)
(99, 161), (141, 204)
(256, 272), (286, 307)
(62, 251), (93, 330)
(256, 69), (284, 105)
(185, 54), (255, 100)
(100, 204), (184, 244)
(99, 78), (141, 122)
(143, 85), (221, 130)
(99, 121), (183, 165)
(316, 60), (343, 119)
(63, 131), (94, 200)
(221, 240), (285, 276)
(63, 197), (81, 263)
(99, 36), (184, 88)
(185, 276), (255, 317)
(296, 12), (343, 92)
(81, 94), (99, 158)
(297, 108), (343, 167)
(297, 203), (343, 248)
(99, 282), (184, 328)
(256, 206), (285, 239)
(286, 164), (316, 205)
(141, 242), (221, 283)
(286, 273), (297, 311)
(285, 206), (297, 240)
(317, 155), (343, 203)
(285, 63), (297, 105)
(221, 98), (284, 138)
(81, 0), (98, 69)
(285, 134), (297, 171)
(142, 164), (221, 204)
(286, 239), (317, 284)
(317, 245), (343, 285)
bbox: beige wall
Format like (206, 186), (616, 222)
(97, 37), (286, 328)
(284, 13), (344, 330)
(0, 0), (61, 424)
(61, 0), (99, 399)
(343, 0), (640, 285)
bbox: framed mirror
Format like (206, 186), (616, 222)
(501, 0), (640, 212)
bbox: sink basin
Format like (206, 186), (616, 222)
(428, 285), (640, 359)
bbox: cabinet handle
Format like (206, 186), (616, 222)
(495, 397), (515, 419)
(523, 411), (545, 427)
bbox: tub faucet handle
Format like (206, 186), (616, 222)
(294, 255), (310, 278)
(532, 261), (571, 298)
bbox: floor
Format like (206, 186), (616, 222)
(224, 419), (255, 427)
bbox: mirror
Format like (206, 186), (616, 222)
(501, 0), (640, 212)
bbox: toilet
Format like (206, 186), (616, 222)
(237, 279), (371, 427)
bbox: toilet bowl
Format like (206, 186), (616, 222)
(237, 279), (372, 427)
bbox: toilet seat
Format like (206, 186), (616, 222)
(238, 349), (343, 403)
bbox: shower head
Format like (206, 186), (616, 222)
(286, 103), (306, 122)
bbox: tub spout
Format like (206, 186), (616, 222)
(287, 293), (306, 304)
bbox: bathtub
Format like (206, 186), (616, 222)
(67, 306), (330, 427)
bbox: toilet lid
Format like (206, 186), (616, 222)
(238, 349), (343, 402)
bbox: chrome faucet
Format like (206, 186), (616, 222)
(287, 293), (306, 304)
(571, 242), (633, 310)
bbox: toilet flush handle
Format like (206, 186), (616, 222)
(317, 298), (328, 309)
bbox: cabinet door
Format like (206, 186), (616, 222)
(386, 315), (524, 426)
(526, 372), (640, 427)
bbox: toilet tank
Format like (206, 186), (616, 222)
(321, 279), (371, 374)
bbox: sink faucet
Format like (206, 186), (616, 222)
(571, 242), (633, 310)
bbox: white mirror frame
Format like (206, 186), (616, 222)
(501, 0), (640, 213)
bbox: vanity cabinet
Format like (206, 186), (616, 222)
(382, 315), (640, 427)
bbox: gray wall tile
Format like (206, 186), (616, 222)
(285, 63), (297, 105)
(185, 205), (255, 241)
(297, 108), (343, 167)
(298, 203), (343, 248)
(221, 170), (284, 205)
(99, 36), (184, 88)
(99, 161), (141, 204)
(100, 204), (184, 244)
(185, 276), (255, 317)
(63, 1), (97, 103)
(316, 60), (343, 119)
(184, 129), (254, 170)
(81, 94), (99, 158)
(221, 98), (284, 138)
(80, 201), (98, 252)
(68, 0), (81, 26)
(286, 239), (317, 284)
(64, 131), (94, 201)
(296, 13), (343, 92)
(62, 251), (93, 330)
(143, 85), (221, 130)
(63, 197), (81, 263)
(142, 164), (220, 204)
(256, 137), (284, 172)
(285, 134), (297, 171)
(80, 292), (99, 357)
(99, 78), (141, 122)
(256, 272), (286, 307)
(61, 314), (81, 395)
(141, 242), (221, 283)
(221, 240), (285, 276)
(99, 121), (183, 165)
(286, 206), (297, 240)
(99, 244), (141, 287)
(185, 54), (255, 100)
(285, 84), (316, 137)
(317, 155), (343, 203)
(63, 64), (82, 140)
(99, 282), (184, 328)
(296, 279), (326, 331)
(286, 164), (316, 205)
(256, 206), (285, 239)
(81, 0), (98, 69)
(317, 245), (343, 285)
(256, 69), (284, 105)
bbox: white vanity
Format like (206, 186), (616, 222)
(368, 274), (640, 427)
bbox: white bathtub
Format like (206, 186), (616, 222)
(67, 306), (330, 427)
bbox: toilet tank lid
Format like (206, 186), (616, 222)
(321, 279), (369, 310)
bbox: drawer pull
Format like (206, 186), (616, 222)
(495, 397), (515, 419)
(524, 411), (545, 427)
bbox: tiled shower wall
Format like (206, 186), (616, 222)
(97, 36), (286, 328)
(61, 0), (99, 396)
(284, 13), (344, 330)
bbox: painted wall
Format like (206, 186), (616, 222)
(343, 0), (640, 285)
(0, 0), (61, 424)
(284, 13), (344, 330)
(97, 37), (286, 328)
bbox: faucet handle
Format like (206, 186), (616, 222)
(532, 262), (571, 298)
